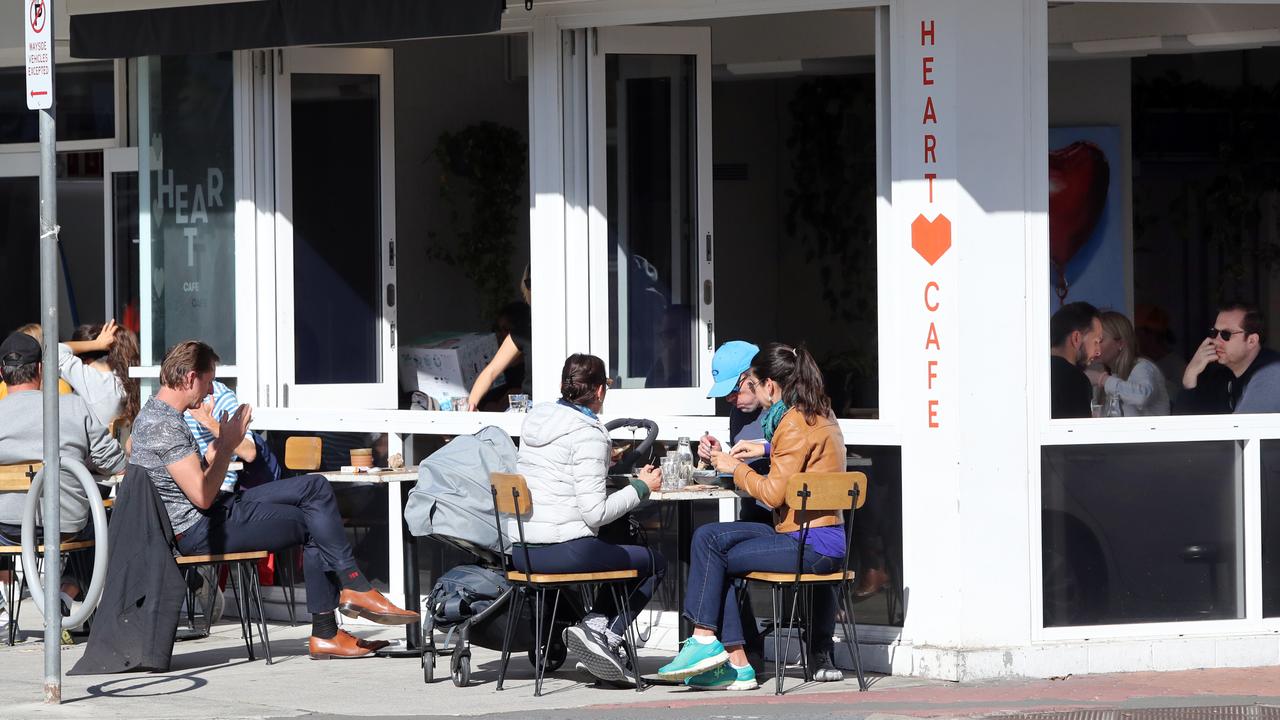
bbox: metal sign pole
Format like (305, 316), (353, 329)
(26, 0), (61, 704)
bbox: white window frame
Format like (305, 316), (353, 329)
(270, 47), (397, 410)
(1028, 0), (1280, 643)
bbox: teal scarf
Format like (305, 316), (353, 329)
(760, 401), (789, 442)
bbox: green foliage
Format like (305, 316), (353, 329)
(426, 121), (528, 318)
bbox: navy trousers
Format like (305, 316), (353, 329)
(175, 474), (356, 614)
(513, 536), (665, 637)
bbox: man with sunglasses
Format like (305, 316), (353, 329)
(1181, 303), (1280, 414)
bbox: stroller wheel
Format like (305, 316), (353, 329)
(423, 651), (435, 683)
(452, 649), (471, 687)
(528, 636), (568, 672)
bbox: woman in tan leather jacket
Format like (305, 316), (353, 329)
(656, 343), (848, 689)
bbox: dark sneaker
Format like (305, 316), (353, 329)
(810, 651), (844, 682)
(564, 624), (629, 685)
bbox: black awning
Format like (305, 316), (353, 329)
(70, 0), (505, 59)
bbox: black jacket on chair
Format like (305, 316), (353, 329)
(70, 465), (186, 675)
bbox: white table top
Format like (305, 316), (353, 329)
(317, 470), (418, 484)
(651, 487), (741, 501)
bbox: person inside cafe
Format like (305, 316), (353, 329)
(1084, 311), (1171, 416)
(1180, 302), (1280, 414)
(131, 340), (419, 660)
(1049, 301), (1102, 419)
(513, 353), (665, 687)
(467, 267), (532, 412)
(58, 320), (142, 430)
(659, 343), (848, 690)
(0, 331), (126, 622)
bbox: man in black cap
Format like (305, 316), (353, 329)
(0, 331), (126, 618)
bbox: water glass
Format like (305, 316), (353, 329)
(508, 394), (530, 412)
(660, 456), (679, 492)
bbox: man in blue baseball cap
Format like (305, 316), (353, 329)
(697, 341), (771, 505)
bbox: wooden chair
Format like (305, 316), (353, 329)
(740, 471), (869, 694)
(175, 550), (273, 663)
(487, 472), (644, 696)
(0, 462), (96, 646)
(272, 435), (323, 625)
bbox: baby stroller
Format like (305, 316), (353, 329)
(404, 426), (580, 686)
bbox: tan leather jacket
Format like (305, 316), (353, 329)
(731, 407), (846, 533)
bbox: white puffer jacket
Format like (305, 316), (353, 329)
(510, 401), (649, 544)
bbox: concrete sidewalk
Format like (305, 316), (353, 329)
(2, 613), (1279, 720)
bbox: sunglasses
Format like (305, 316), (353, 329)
(1209, 328), (1247, 341)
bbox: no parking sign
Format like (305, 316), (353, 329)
(25, 0), (52, 110)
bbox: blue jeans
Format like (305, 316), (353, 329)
(683, 522), (839, 649)
(513, 536), (665, 637)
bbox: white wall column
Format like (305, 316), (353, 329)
(890, 0), (1042, 674)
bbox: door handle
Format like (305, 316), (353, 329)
(282, 383), (289, 408)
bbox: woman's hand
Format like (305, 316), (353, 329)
(710, 449), (741, 474)
(637, 464), (662, 492)
(189, 398), (220, 436)
(94, 319), (119, 351)
(728, 439), (766, 460)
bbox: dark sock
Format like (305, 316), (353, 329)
(312, 612), (338, 639)
(339, 566), (373, 592)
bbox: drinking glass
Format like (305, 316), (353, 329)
(660, 457), (678, 492)
(508, 394), (530, 412)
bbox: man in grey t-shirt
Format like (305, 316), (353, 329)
(132, 340), (419, 660)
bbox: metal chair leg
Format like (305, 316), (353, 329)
(227, 564), (253, 661)
(771, 584), (785, 695)
(279, 548), (298, 626)
(611, 583), (645, 691)
(249, 564), (273, 664)
(495, 586), (526, 691)
(532, 587), (547, 697)
(840, 583), (868, 691)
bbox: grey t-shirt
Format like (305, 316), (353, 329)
(131, 397), (203, 534)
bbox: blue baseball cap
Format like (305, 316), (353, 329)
(707, 341), (759, 398)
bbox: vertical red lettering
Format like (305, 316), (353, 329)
(927, 360), (938, 390)
(922, 57), (935, 86)
(925, 323), (940, 350)
(924, 281), (940, 311)
(921, 20), (935, 46)
(924, 135), (937, 164)
(928, 400), (940, 428)
(922, 96), (937, 124)
(925, 173), (937, 202)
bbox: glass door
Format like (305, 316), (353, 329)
(103, 147), (139, 324)
(274, 48), (396, 409)
(587, 26), (714, 416)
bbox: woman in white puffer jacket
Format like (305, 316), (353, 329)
(513, 353), (665, 686)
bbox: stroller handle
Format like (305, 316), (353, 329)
(605, 418), (659, 474)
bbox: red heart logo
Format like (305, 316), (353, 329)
(1049, 141), (1109, 269)
(912, 213), (951, 266)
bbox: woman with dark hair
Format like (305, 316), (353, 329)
(59, 319), (141, 428)
(513, 353), (666, 686)
(468, 267), (533, 411)
(657, 343), (847, 690)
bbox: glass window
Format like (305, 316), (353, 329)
(0, 61), (115, 144)
(1042, 441), (1243, 627)
(140, 53), (236, 363)
(606, 54), (700, 390)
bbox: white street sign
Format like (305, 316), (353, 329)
(25, 0), (52, 111)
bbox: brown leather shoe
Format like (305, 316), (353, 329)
(308, 629), (390, 660)
(338, 587), (420, 625)
(852, 567), (890, 600)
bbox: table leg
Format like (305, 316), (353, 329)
(677, 500), (693, 639)
(377, 483), (422, 658)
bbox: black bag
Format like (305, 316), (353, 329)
(428, 565), (508, 625)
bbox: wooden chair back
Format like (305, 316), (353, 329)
(490, 473), (532, 516)
(284, 436), (322, 471)
(785, 472), (868, 512)
(0, 463), (42, 493)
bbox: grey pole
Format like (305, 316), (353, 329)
(37, 5), (62, 705)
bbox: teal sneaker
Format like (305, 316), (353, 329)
(657, 638), (730, 681)
(685, 662), (758, 691)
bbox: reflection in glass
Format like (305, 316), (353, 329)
(0, 61), (115, 144)
(1042, 441), (1242, 627)
(290, 73), (381, 385)
(606, 54), (699, 390)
